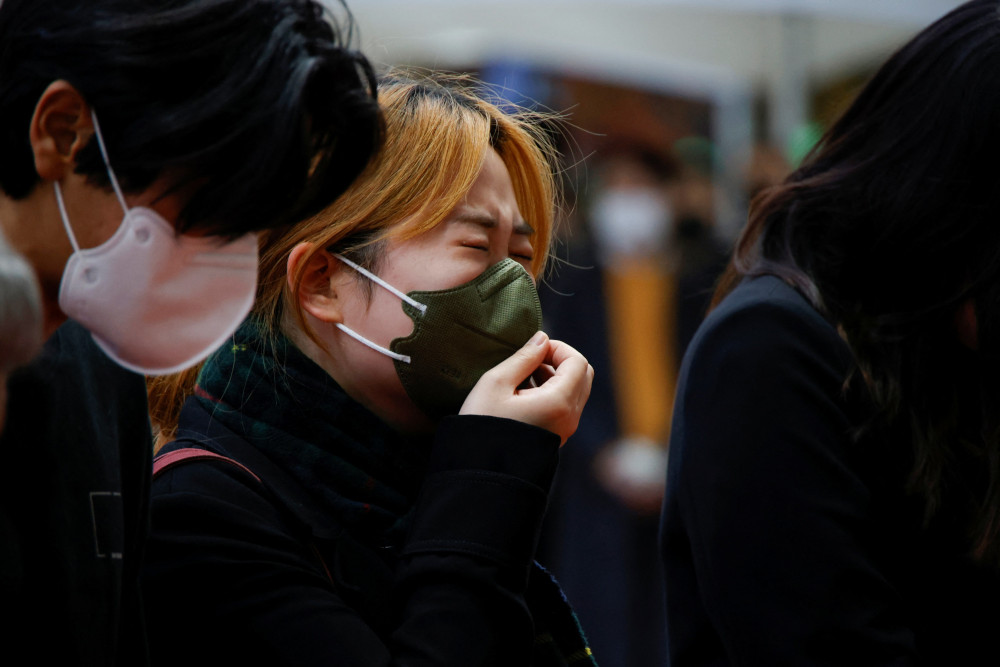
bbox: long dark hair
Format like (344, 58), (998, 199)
(716, 0), (1000, 563)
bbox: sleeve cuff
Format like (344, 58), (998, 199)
(401, 415), (560, 568)
(426, 415), (560, 487)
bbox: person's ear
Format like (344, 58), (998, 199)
(287, 242), (346, 324)
(29, 80), (94, 182)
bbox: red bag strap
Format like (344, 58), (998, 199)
(152, 447), (262, 483)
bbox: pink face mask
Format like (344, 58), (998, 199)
(55, 111), (258, 375)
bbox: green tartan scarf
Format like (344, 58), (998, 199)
(195, 319), (431, 545)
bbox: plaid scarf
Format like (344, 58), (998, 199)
(195, 319), (430, 545)
(195, 320), (598, 665)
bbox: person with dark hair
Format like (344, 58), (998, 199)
(660, 1), (1000, 664)
(0, 1), (381, 663)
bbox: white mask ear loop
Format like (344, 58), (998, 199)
(53, 110), (130, 254)
(334, 253), (428, 315)
(331, 253), (428, 364)
(335, 322), (411, 363)
(53, 181), (81, 254)
(89, 110), (129, 215)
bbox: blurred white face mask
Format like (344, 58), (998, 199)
(589, 187), (673, 262)
(55, 111), (258, 375)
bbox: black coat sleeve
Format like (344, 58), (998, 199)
(143, 415), (559, 667)
(660, 283), (919, 666)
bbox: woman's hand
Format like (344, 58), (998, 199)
(460, 331), (594, 445)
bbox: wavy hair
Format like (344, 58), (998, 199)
(714, 0), (1000, 564)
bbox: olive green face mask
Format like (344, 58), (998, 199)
(334, 255), (542, 418)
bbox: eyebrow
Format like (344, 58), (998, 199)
(454, 212), (534, 236)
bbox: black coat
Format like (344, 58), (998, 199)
(660, 275), (1000, 666)
(0, 321), (152, 665)
(143, 398), (584, 666)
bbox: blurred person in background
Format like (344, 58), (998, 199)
(0, 0), (381, 663)
(588, 146), (681, 515)
(0, 230), (41, 431)
(661, 1), (1000, 663)
(541, 142), (725, 667)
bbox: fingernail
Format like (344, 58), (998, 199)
(530, 331), (547, 346)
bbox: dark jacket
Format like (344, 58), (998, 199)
(0, 320), (152, 666)
(660, 275), (1000, 666)
(143, 397), (591, 666)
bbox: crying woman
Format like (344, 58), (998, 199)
(142, 73), (596, 667)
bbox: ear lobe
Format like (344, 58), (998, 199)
(29, 80), (94, 182)
(287, 242), (344, 324)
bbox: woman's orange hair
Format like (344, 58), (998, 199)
(148, 71), (561, 447)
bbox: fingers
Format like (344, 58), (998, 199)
(531, 339), (593, 405)
(459, 332), (594, 445)
(530, 364), (556, 387)
(481, 330), (549, 387)
(543, 338), (584, 368)
(516, 340), (594, 443)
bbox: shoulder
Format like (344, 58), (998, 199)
(670, 276), (858, 489)
(152, 399), (277, 515)
(682, 276), (851, 386)
(151, 438), (278, 524)
(148, 435), (327, 580)
(0, 321), (151, 499)
(4, 319), (148, 426)
(699, 275), (838, 349)
(150, 400), (340, 544)
(154, 397), (267, 495)
(154, 441), (260, 491)
(32, 319), (144, 387)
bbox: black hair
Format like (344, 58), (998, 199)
(0, 0), (382, 236)
(716, 0), (1000, 563)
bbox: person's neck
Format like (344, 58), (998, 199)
(0, 186), (71, 338)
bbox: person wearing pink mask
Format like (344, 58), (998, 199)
(0, 1), (381, 664)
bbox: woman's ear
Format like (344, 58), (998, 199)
(29, 81), (94, 182)
(287, 242), (345, 324)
